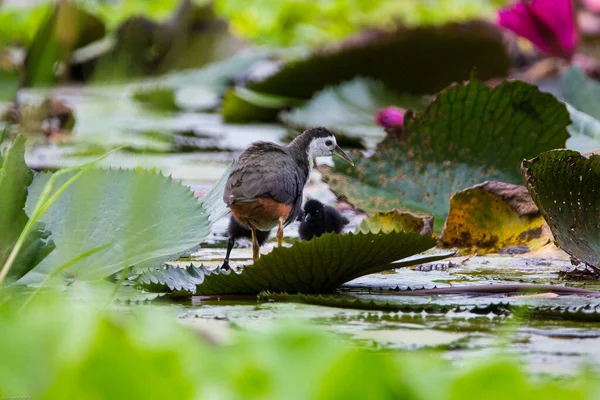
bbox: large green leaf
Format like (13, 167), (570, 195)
(522, 150), (600, 269)
(322, 78), (571, 232)
(138, 231), (453, 295)
(223, 21), (510, 122)
(281, 77), (424, 138)
(18, 165), (228, 284)
(0, 135), (54, 284)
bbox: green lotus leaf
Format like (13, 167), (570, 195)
(0, 135), (55, 284)
(223, 20), (509, 122)
(322, 78), (571, 232)
(522, 149), (600, 269)
(440, 181), (550, 254)
(138, 231), (454, 295)
(17, 163), (232, 284)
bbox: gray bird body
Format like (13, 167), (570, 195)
(224, 141), (309, 230)
(221, 127), (353, 265)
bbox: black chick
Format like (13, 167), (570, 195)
(298, 199), (349, 241)
(222, 216), (271, 270)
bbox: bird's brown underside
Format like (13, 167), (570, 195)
(230, 198), (293, 231)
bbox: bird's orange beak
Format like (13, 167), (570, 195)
(333, 145), (354, 166)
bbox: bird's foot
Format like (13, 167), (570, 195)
(221, 260), (231, 271)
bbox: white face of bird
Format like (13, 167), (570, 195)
(306, 135), (354, 166)
(307, 136), (337, 160)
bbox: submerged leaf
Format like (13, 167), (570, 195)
(357, 209), (433, 235)
(140, 231), (451, 295)
(440, 181), (550, 254)
(18, 168), (213, 284)
(224, 21), (509, 122)
(522, 150), (600, 269)
(323, 78), (570, 232)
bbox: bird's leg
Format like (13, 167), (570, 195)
(251, 228), (260, 261)
(277, 216), (284, 247)
(221, 236), (235, 270)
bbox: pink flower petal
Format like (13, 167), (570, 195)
(375, 107), (405, 128)
(497, 3), (552, 55)
(530, 0), (577, 59)
(496, 0), (578, 60)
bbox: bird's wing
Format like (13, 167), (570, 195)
(224, 142), (307, 208)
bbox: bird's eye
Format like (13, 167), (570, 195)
(325, 140), (333, 146)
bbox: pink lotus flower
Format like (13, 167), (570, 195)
(497, 0), (578, 61)
(375, 106), (405, 129)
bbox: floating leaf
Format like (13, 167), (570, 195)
(357, 209), (433, 235)
(323, 78), (571, 232)
(18, 163), (232, 284)
(281, 77), (425, 138)
(139, 231), (452, 295)
(522, 150), (600, 269)
(440, 181), (550, 254)
(224, 21), (510, 122)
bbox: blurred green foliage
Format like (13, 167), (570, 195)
(0, 0), (210, 47)
(215, 0), (509, 47)
(0, 294), (597, 399)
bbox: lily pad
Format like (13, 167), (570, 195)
(139, 231), (453, 295)
(440, 181), (550, 254)
(224, 21), (510, 122)
(522, 150), (600, 269)
(281, 77), (425, 138)
(357, 209), (434, 236)
(17, 163), (232, 284)
(322, 78), (571, 232)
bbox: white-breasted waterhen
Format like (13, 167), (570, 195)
(298, 199), (349, 241)
(223, 127), (353, 262)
